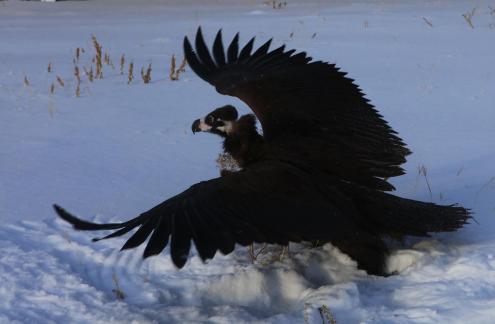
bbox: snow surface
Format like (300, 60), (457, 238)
(1, 0), (495, 323)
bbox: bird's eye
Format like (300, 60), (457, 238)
(207, 115), (215, 124)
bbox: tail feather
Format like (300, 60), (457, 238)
(339, 188), (471, 237)
(341, 184), (472, 237)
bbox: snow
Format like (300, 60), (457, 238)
(1, 0), (494, 323)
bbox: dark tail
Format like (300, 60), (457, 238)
(53, 204), (147, 242)
(346, 189), (471, 237)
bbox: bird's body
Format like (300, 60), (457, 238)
(54, 28), (470, 276)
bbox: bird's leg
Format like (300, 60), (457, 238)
(278, 244), (289, 261)
(257, 243), (268, 258)
(248, 244), (255, 262)
(247, 243), (268, 263)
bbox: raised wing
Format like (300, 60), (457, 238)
(184, 28), (411, 189)
(54, 161), (361, 269)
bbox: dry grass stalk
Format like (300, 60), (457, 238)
(419, 165), (433, 201)
(127, 61), (134, 84)
(141, 63), (152, 84)
(56, 75), (65, 87)
(74, 66), (81, 83)
(50, 83), (55, 94)
(104, 52), (115, 69)
(111, 273), (126, 300)
(75, 82), (81, 97)
(169, 54), (176, 80)
(23, 75), (30, 86)
(170, 55), (187, 81)
(88, 66), (94, 82)
(462, 8), (476, 28)
(109, 59), (115, 70)
(76, 47), (80, 62)
(171, 55), (176, 70)
(266, 1), (286, 9)
(92, 35), (103, 78)
(47, 62), (52, 73)
(422, 16), (434, 28)
(176, 57), (187, 75)
(145, 67), (152, 82)
(474, 176), (495, 204)
(318, 305), (337, 324)
(120, 54), (125, 74)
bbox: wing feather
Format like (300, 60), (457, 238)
(247, 39), (272, 65)
(238, 37), (255, 61)
(212, 30), (226, 67)
(183, 36), (210, 82)
(54, 162), (355, 269)
(143, 216), (171, 257)
(170, 211), (192, 268)
(194, 27), (216, 70)
(227, 33), (239, 64)
(121, 217), (157, 250)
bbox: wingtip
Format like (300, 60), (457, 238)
(53, 204), (83, 228)
(227, 32), (240, 63)
(214, 29), (223, 45)
(53, 204), (72, 222)
(172, 254), (188, 269)
(183, 36), (193, 54)
(238, 36), (256, 60)
(196, 26), (204, 40)
(53, 203), (62, 212)
(233, 32), (240, 42)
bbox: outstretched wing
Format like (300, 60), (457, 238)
(184, 28), (411, 187)
(54, 161), (360, 269)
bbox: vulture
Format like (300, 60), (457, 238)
(54, 28), (470, 276)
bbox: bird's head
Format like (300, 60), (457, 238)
(192, 105), (238, 137)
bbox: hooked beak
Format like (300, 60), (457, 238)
(192, 119), (200, 134)
(191, 118), (212, 134)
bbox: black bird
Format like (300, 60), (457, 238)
(54, 28), (470, 276)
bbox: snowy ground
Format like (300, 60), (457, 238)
(1, 0), (495, 323)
